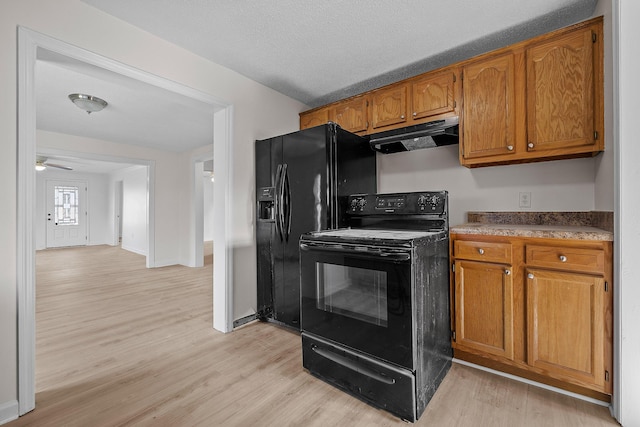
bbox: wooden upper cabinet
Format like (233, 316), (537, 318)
(411, 69), (457, 121)
(526, 27), (597, 153)
(371, 84), (408, 130)
(462, 53), (518, 161)
(300, 107), (329, 130)
(299, 17), (603, 167)
(330, 96), (369, 134)
(461, 18), (603, 167)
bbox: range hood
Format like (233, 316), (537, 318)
(368, 116), (459, 154)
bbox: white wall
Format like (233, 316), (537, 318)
(378, 146), (597, 226)
(594, 0), (615, 211)
(204, 176), (214, 241)
(111, 166), (148, 256)
(1, 0), (304, 420)
(34, 169), (111, 250)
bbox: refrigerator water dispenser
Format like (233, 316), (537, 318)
(257, 187), (275, 221)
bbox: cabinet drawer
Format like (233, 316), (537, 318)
(454, 240), (512, 263)
(526, 245), (604, 274)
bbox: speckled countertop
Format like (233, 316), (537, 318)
(451, 211), (614, 241)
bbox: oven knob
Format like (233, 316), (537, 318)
(428, 195), (441, 210)
(358, 198), (367, 209)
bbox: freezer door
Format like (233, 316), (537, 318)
(272, 126), (329, 327)
(255, 137), (278, 318)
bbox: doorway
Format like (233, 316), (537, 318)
(17, 27), (234, 416)
(45, 179), (88, 248)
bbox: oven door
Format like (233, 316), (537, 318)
(300, 240), (414, 369)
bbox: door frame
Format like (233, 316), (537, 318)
(17, 27), (235, 415)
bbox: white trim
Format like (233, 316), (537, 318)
(113, 180), (123, 247)
(146, 161), (156, 268)
(213, 107), (234, 333)
(611, 0), (622, 422)
(452, 358), (611, 408)
(17, 25), (37, 417)
(0, 400), (19, 425)
(190, 158), (207, 268)
(17, 26), (234, 417)
(190, 151), (214, 268)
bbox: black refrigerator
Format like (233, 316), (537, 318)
(255, 123), (376, 330)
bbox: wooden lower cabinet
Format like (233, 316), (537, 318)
(450, 233), (613, 399)
(526, 268), (607, 390)
(454, 260), (514, 360)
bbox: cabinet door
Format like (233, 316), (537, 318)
(411, 70), (456, 120)
(526, 268), (607, 390)
(526, 28), (595, 152)
(300, 108), (329, 130)
(462, 53), (518, 160)
(331, 96), (369, 134)
(371, 84), (408, 130)
(454, 260), (514, 360)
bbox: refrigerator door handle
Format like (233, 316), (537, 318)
(282, 164), (291, 242)
(275, 163), (284, 241)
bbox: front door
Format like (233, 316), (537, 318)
(46, 180), (88, 248)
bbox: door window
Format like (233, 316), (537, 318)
(316, 263), (388, 327)
(54, 185), (79, 225)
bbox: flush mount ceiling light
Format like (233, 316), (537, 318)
(35, 161), (46, 172)
(68, 93), (108, 114)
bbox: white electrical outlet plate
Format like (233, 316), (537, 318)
(519, 192), (531, 208)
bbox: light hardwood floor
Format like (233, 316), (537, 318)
(7, 245), (618, 426)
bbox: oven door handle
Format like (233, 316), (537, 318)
(299, 242), (411, 261)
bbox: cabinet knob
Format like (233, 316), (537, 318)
(504, 269), (511, 276)
(507, 145), (514, 151)
(478, 248), (485, 255)
(528, 142), (535, 149)
(413, 112), (417, 116)
(400, 115), (405, 119)
(559, 255), (567, 262)
(527, 273), (534, 279)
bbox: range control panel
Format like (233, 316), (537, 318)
(348, 191), (447, 215)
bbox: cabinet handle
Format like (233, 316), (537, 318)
(528, 142), (535, 149)
(527, 273), (534, 279)
(478, 248), (485, 255)
(507, 145), (514, 151)
(413, 112), (417, 116)
(400, 115), (405, 119)
(559, 255), (567, 262)
(504, 269), (511, 276)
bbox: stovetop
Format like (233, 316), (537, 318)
(302, 227), (448, 247)
(302, 191), (449, 246)
(309, 228), (439, 240)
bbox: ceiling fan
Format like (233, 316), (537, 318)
(35, 156), (73, 171)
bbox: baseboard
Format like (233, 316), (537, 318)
(0, 400), (19, 425)
(453, 358), (611, 408)
(120, 244), (148, 257)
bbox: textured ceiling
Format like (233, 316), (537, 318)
(81, 0), (598, 108)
